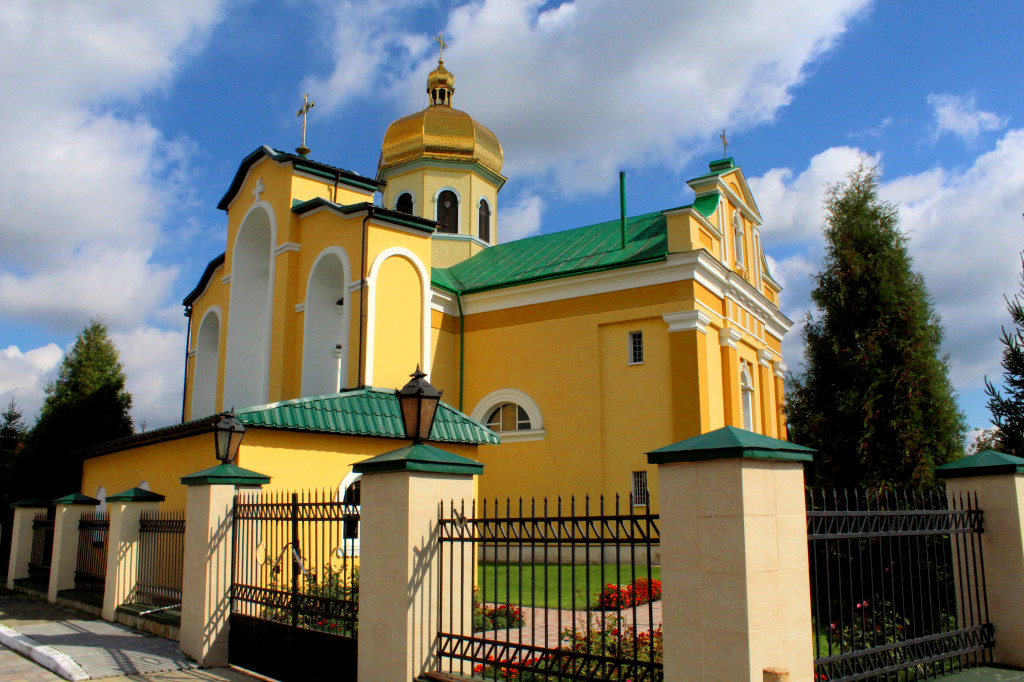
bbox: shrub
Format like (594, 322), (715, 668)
(596, 577), (662, 610)
(473, 587), (526, 632)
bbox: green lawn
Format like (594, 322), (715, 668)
(477, 563), (661, 609)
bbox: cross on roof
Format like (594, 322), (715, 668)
(720, 129), (729, 158)
(296, 93), (315, 155)
(435, 32), (448, 63)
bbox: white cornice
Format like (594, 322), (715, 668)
(221, 274), (232, 285)
(347, 280), (365, 292)
(662, 310), (711, 334)
(294, 303), (306, 313)
(273, 242), (301, 256)
(432, 232), (492, 249)
(663, 203), (723, 240)
(757, 348), (773, 367)
(719, 327), (741, 349)
(186, 349), (196, 359)
(431, 288), (459, 316)
(774, 361), (788, 379)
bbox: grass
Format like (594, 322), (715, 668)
(477, 563), (661, 609)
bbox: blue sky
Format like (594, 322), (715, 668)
(1, 0), (1022, 441)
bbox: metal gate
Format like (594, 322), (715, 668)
(229, 490), (360, 681)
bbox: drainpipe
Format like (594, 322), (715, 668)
(619, 170), (627, 250)
(357, 209), (372, 388)
(457, 293), (465, 412)
(180, 306), (192, 423)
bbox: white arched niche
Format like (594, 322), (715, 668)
(224, 205), (274, 410)
(191, 307), (221, 418)
(470, 388), (546, 442)
(302, 249), (351, 396)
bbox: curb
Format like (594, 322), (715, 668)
(0, 623), (90, 680)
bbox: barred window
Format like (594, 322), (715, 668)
(631, 471), (649, 507)
(486, 402), (531, 432)
(628, 331), (644, 364)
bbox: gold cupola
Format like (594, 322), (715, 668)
(378, 58), (504, 176)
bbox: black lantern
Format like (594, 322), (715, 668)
(397, 366), (442, 443)
(214, 413), (246, 464)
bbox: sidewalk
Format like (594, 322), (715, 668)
(0, 589), (256, 681)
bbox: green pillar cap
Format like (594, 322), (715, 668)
(10, 498), (49, 509)
(181, 463), (271, 487)
(936, 450), (1024, 479)
(353, 443), (484, 475)
(52, 493), (101, 506)
(105, 487), (165, 503)
(646, 425), (815, 464)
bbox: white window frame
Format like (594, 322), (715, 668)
(628, 330), (644, 365)
(740, 362), (755, 431)
(336, 471), (361, 557)
(470, 388), (546, 442)
(631, 471), (650, 507)
(733, 209), (745, 270)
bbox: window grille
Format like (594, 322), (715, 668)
(631, 470), (649, 506)
(628, 330), (644, 364)
(486, 402), (531, 431)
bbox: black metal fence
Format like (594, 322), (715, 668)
(229, 489), (360, 681)
(74, 511), (109, 595)
(807, 488), (993, 681)
(437, 495), (663, 682)
(135, 510), (185, 608)
(28, 511), (54, 584)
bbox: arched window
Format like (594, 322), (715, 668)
(396, 192), (413, 215)
(337, 472), (361, 553)
(437, 190), (459, 233)
(478, 199), (491, 243)
(733, 210), (744, 269)
(486, 403), (531, 432)
(740, 363), (755, 431)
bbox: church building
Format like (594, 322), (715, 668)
(81, 53), (791, 510)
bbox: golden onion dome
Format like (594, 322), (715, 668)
(379, 60), (503, 176)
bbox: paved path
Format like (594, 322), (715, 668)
(0, 590), (256, 681)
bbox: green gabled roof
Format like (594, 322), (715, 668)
(105, 487), (165, 503)
(53, 493), (101, 506)
(432, 210), (668, 294)
(353, 443), (484, 475)
(647, 425), (815, 464)
(237, 387), (499, 445)
(691, 191), (720, 219)
(936, 450), (1024, 478)
(689, 157), (736, 182)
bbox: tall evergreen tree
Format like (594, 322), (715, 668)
(785, 165), (966, 488)
(984, 256), (1024, 456)
(25, 319), (133, 499)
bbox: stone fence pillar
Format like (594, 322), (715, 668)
(937, 450), (1024, 667)
(102, 487), (165, 621)
(6, 499), (48, 589)
(48, 493), (101, 602)
(179, 463), (269, 668)
(648, 426), (816, 682)
(354, 443), (482, 682)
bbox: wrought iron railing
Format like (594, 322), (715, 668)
(135, 510), (185, 608)
(437, 495), (662, 682)
(74, 511), (109, 595)
(231, 490), (359, 637)
(28, 512), (54, 583)
(807, 488), (993, 681)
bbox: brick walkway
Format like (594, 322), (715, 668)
(0, 642), (61, 681)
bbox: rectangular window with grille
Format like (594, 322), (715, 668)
(628, 331), (644, 365)
(631, 471), (649, 506)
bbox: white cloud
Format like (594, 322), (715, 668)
(113, 326), (187, 430)
(499, 194), (545, 243)
(310, 0), (871, 193)
(0, 344), (63, 420)
(751, 128), (1024, 412)
(927, 93), (1007, 143)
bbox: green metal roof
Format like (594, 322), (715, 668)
(353, 443), (484, 475)
(432, 210), (669, 294)
(53, 493), (101, 506)
(689, 157), (737, 182)
(936, 450), (1024, 478)
(182, 463), (271, 487)
(691, 191), (720, 219)
(237, 387), (500, 445)
(105, 487), (165, 503)
(647, 426), (815, 464)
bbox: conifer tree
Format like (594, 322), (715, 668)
(785, 165), (966, 488)
(24, 319), (133, 499)
(984, 257), (1024, 455)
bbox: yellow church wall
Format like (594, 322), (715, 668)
(185, 276), (230, 421)
(380, 168), (426, 214)
(290, 173), (372, 208)
(703, 325), (726, 431)
(429, 312), (461, 405)
(81, 434), (217, 510)
(372, 255), (424, 389)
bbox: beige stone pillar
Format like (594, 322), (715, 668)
(720, 328), (742, 428)
(355, 443), (482, 682)
(648, 427), (816, 682)
(179, 464), (269, 668)
(663, 311), (712, 441)
(7, 500), (48, 589)
(102, 488), (164, 621)
(937, 452), (1024, 667)
(48, 494), (101, 602)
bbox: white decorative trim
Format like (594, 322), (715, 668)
(662, 310), (711, 334)
(470, 388), (545, 441)
(251, 178), (264, 203)
(365, 247), (431, 385)
(294, 303), (306, 313)
(431, 287), (460, 316)
(431, 232), (491, 249)
(694, 299), (725, 323)
(191, 306), (223, 418)
(221, 274), (232, 284)
(688, 173), (762, 225)
(432, 185), (463, 203)
(347, 279), (365, 292)
(774, 361), (788, 379)
(224, 153), (270, 212)
(186, 350), (196, 358)
(757, 349), (773, 367)
(394, 190), (415, 211)
(719, 327), (741, 349)
(273, 242), (301, 256)
(336, 471), (361, 557)
(301, 247), (352, 398)
(190, 262), (224, 304)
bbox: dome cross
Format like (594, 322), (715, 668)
(434, 32), (448, 63)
